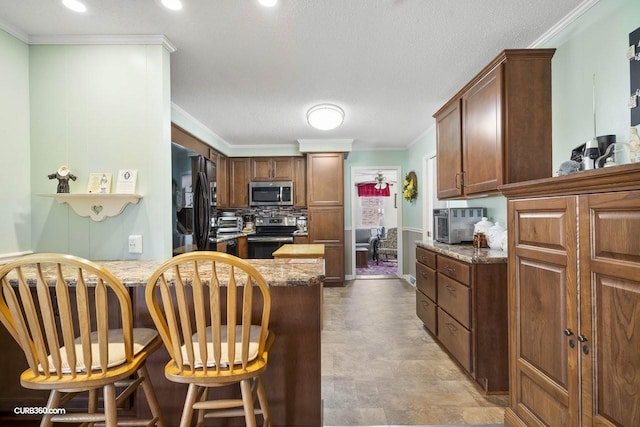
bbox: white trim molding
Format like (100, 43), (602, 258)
(529, 0), (600, 48)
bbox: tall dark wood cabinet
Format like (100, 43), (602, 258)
(228, 157), (250, 208)
(434, 49), (555, 199)
(307, 153), (344, 285)
(500, 164), (640, 427)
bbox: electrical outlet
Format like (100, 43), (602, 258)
(128, 235), (142, 254)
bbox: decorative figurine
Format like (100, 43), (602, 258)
(48, 165), (77, 193)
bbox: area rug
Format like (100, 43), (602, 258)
(356, 258), (397, 276)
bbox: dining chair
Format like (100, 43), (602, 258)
(145, 251), (274, 427)
(0, 253), (165, 427)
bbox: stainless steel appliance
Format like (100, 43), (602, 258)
(434, 207), (487, 244)
(216, 216), (243, 234)
(249, 181), (293, 206)
(247, 216), (297, 258)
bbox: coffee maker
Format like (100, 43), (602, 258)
(574, 134), (616, 170)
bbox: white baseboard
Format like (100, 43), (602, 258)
(0, 250), (33, 261)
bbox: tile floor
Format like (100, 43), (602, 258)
(322, 278), (509, 426)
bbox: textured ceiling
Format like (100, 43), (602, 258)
(0, 0), (586, 151)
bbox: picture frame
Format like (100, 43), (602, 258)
(116, 169), (138, 194)
(87, 173), (112, 194)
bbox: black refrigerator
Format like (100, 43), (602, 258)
(172, 143), (214, 253)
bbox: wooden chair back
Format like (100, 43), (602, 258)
(0, 253), (134, 379)
(145, 251), (271, 375)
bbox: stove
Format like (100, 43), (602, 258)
(247, 216), (298, 258)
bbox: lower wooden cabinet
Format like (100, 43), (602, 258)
(501, 164), (640, 427)
(415, 245), (508, 393)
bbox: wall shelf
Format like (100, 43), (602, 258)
(39, 193), (142, 222)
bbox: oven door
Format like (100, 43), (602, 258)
(247, 236), (293, 259)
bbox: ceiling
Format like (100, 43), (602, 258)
(0, 0), (586, 151)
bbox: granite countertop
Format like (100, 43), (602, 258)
(1, 257), (325, 287)
(417, 240), (507, 264)
(210, 231), (254, 243)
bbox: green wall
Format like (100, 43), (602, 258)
(545, 0), (640, 170)
(29, 44), (173, 260)
(0, 30), (31, 256)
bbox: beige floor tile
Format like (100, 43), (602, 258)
(322, 278), (508, 426)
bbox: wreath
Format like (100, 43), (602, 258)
(403, 171), (418, 203)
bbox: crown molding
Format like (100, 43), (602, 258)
(529, 0), (600, 48)
(28, 34), (177, 52)
(0, 19), (29, 43)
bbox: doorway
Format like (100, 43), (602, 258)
(350, 166), (402, 278)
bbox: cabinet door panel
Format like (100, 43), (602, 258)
(435, 100), (463, 199)
(462, 65), (502, 195)
(307, 153), (344, 205)
(272, 157), (293, 181)
(509, 197), (579, 426)
(580, 191), (640, 427)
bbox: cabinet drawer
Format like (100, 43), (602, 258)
(416, 247), (436, 269)
(416, 262), (437, 301)
(437, 255), (470, 285)
(416, 290), (437, 335)
(437, 274), (470, 328)
(437, 308), (472, 372)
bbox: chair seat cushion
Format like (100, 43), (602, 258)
(41, 328), (158, 374)
(181, 325), (264, 368)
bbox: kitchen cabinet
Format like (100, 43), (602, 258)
(307, 153), (344, 285)
(500, 163), (640, 427)
(228, 157), (250, 207)
(434, 49), (555, 199)
(250, 157), (293, 181)
(307, 152), (344, 206)
(215, 154), (229, 208)
(293, 156), (306, 207)
(293, 234), (309, 244)
(415, 244), (508, 393)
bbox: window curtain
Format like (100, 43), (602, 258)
(357, 183), (390, 197)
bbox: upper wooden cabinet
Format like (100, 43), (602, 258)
(228, 157), (250, 208)
(214, 154), (229, 208)
(307, 152), (344, 206)
(250, 157), (293, 181)
(293, 156), (306, 207)
(434, 49), (555, 199)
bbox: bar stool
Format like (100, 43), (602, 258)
(0, 253), (165, 427)
(145, 251), (274, 427)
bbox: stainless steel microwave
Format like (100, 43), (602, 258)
(249, 181), (293, 206)
(434, 207), (486, 244)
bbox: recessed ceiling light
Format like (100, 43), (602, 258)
(62, 0), (87, 13)
(307, 104), (345, 131)
(258, 0), (278, 7)
(161, 0), (183, 11)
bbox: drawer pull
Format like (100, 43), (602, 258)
(445, 322), (458, 334)
(445, 285), (456, 295)
(421, 300), (430, 308)
(444, 266), (456, 275)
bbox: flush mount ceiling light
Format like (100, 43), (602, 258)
(62, 0), (87, 13)
(306, 104), (345, 131)
(160, 0), (183, 11)
(258, 0), (278, 7)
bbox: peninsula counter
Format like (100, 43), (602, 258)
(0, 257), (324, 427)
